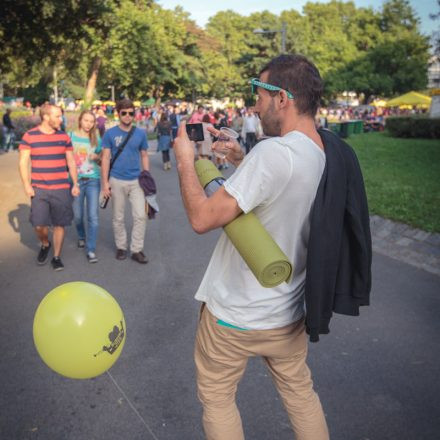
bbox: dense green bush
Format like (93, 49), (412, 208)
(385, 117), (440, 139)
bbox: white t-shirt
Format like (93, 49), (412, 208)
(195, 130), (326, 330)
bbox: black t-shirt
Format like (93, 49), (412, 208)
(3, 114), (14, 129)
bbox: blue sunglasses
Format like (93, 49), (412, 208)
(250, 78), (294, 99)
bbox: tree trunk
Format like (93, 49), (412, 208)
(84, 56), (102, 105)
(153, 85), (164, 108)
(53, 66), (58, 104)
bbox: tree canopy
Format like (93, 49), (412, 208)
(0, 0), (432, 105)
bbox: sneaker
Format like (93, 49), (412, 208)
(116, 249), (127, 260)
(87, 252), (98, 263)
(77, 239), (85, 248)
(131, 251), (148, 264)
(51, 257), (64, 271)
(37, 242), (51, 265)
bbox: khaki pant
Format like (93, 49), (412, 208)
(109, 177), (146, 253)
(195, 306), (329, 440)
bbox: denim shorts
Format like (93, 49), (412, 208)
(30, 187), (73, 227)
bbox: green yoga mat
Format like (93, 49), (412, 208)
(195, 159), (293, 288)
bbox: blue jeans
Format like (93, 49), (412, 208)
(73, 178), (100, 253)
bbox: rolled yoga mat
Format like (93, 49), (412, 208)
(195, 159), (293, 288)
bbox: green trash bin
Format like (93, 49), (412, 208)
(347, 121), (356, 136)
(353, 120), (363, 134)
(329, 122), (341, 135)
(340, 122), (349, 138)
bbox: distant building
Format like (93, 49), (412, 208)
(428, 55), (440, 89)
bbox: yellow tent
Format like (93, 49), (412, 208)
(371, 99), (387, 107)
(385, 91), (431, 108)
(133, 100), (141, 107)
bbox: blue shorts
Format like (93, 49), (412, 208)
(30, 188), (73, 227)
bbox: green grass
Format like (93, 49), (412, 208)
(347, 132), (440, 233)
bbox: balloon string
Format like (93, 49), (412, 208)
(106, 371), (160, 440)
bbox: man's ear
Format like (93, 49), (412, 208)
(278, 90), (290, 108)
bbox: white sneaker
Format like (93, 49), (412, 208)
(87, 252), (98, 263)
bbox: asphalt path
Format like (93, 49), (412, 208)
(0, 149), (439, 440)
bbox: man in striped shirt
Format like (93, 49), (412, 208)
(18, 104), (80, 271)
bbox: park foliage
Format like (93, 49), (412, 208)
(0, 0), (434, 105)
(386, 117), (440, 138)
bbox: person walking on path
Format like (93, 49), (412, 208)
(230, 108), (244, 146)
(100, 98), (150, 264)
(156, 113), (173, 170)
(241, 108), (260, 154)
(96, 108), (107, 138)
(170, 105), (181, 139)
(70, 110), (102, 263)
(189, 105), (206, 159)
(18, 104), (80, 271)
(199, 114), (214, 160)
(2, 109), (15, 152)
(189, 105), (205, 124)
(173, 55), (331, 439)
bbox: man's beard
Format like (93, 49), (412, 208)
(120, 119), (132, 128)
(50, 122), (61, 131)
(260, 101), (281, 137)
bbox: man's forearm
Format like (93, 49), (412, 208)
(18, 158), (31, 190)
(101, 158), (110, 186)
(177, 159), (208, 232)
(67, 156), (78, 185)
(141, 152), (150, 171)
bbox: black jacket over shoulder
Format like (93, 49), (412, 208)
(305, 128), (372, 342)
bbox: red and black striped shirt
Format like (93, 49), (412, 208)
(19, 126), (73, 190)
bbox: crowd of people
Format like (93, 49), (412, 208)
(88, 101), (265, 170)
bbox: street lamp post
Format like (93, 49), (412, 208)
(253, 22), (287, 54)
(108, 85), (115, 102)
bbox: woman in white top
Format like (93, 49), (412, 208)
(199, 114), (214, 159)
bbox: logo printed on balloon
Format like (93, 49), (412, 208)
(94, 320), (125, 357)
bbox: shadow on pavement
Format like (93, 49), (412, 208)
(7, 203), (35, 251)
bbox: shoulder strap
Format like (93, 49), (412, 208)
(109, 126), (136, 171)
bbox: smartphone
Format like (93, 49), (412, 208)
(186, 123), (204, 142)
(99, 194), (109, 209)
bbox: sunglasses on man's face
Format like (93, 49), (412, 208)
(120, 111), (135, 117)
(250, 78), (294, 99)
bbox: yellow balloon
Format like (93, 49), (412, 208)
(33, 282), (126, 379)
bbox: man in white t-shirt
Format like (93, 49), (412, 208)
(241, 108), (261, 153)
(174, 54), (329, 440)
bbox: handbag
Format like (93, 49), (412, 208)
(100, 126), (136, 209)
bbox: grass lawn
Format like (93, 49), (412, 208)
(347, 132), (440, 233)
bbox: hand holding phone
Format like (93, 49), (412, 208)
(99, 193), (110, 209)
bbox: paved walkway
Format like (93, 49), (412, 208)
(370, 215), (440, 277)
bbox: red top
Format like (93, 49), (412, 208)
(19, 126), (73, 190)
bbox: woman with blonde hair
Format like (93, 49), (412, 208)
(69, 110), (102, 263)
